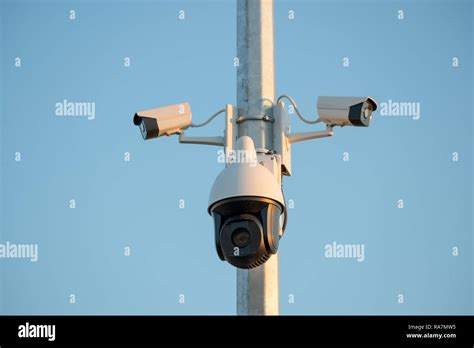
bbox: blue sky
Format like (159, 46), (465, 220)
(0, 0), (472, 314)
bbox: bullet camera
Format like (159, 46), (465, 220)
(208, 136), (286, 269)
(317, 96), (377, 127)
(133, 102), (192, 140)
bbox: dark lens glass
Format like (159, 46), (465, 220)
(140, 120), (148, 139)
(232, 228), (251, 248)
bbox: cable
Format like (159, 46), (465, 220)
(277, 94), (322, 124)
(190, 108), (226, 128)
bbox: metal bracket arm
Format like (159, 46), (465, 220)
(287, 126), (334, 144)
(179, 132), (224, 146)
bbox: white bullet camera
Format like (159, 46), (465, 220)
(133, 102), (192, 140)
(317, 96), (377, 127)
(208, 136), (286, 269)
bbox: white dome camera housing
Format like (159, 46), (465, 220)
(208, 136), (286, 269)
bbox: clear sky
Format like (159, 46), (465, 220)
(0, 0), (472, 314)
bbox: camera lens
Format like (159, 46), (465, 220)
(362, 105), (373, 121)
(140, 120), (148, 138)
(232, 228), (251, 248)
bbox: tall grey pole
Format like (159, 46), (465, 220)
(236, 0), (279, 315)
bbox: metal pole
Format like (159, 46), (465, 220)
(236, 0), (279, 315)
